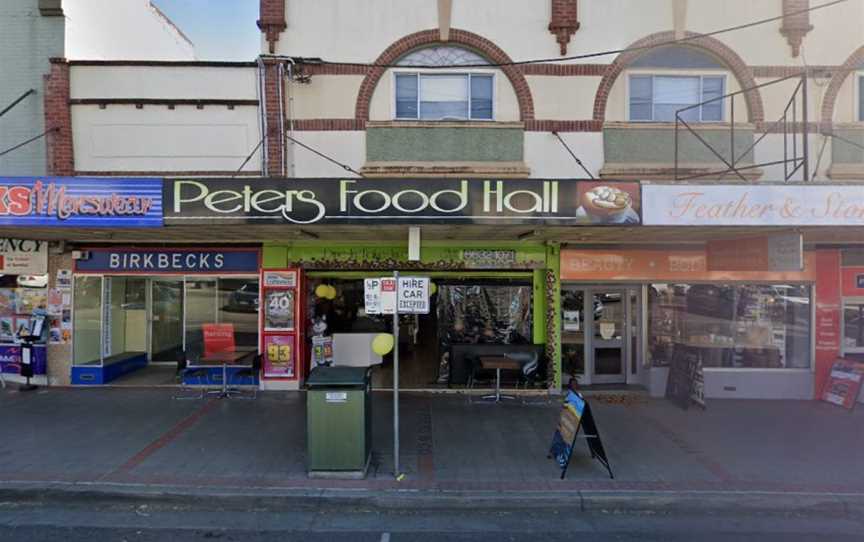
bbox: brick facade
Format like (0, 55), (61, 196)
(781, 0), (814, 58)
(261, 58), (285, 175)
(548, 0), (580, 56)
(43, 58), (74, 176)
(257, 0), (286, 54)
(354, 29), (535, 123)
(820, 45), (864, 130)
(592, 31), (765, 125)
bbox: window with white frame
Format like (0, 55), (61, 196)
(629, 74), (725, 122)
(395, 73), (493, 121)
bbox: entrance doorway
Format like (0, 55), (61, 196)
(561, 285), (642, 387)
(150, 278), (184, 362)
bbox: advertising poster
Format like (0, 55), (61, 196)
(821, 359), (864, 409)
(264, 290), (295, 331)
(56, 270), (72, 290)
(263, 334), (295, 377)
(47, 289), (63, 316)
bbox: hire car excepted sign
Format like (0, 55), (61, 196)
(0, 177), (163, 227)
(164, 178), (641, 225)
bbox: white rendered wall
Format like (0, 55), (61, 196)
(71, 66), (258, 100)
(72, 106), (261, 172)
(288, 131), (366, 178)
(276, 0), (863, 66)
(64, 0), (195, 60)
(525, 132), (604, 179)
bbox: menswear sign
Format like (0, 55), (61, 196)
(164, 178), (642, 225)
(643, 184), (864, 226)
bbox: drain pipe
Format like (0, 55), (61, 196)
(257, 56), (269, 176)
(284, 58), (296, 178)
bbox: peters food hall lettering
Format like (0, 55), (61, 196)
(164, 178), (642, 226)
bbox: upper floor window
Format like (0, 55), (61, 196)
(395, 73), (493, 121)
(629, 74), (725, 123)
(859, 75), (864, 122)
(395, 46), (494, 121)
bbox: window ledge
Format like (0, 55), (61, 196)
(600, 164), (763, 181)
(367, 121), (525, 130)
(604, 121), (755, 131)
(827, 164), (864, 180)
(361, 161), (530, 178)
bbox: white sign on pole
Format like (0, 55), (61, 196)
(363, 278), (382, 314)
(380, 278), (397, 315)
(397, 276), (430, 314)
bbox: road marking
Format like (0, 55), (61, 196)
(380, 533), (390, 542)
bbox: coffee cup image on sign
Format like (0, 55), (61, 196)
(576, 185), (638, 224)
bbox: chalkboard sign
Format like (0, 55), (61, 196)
(666, 344), (706, 410)
(548, 393), (613, 479)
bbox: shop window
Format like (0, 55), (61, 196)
(73, 276), (102, 365)
(184, 277), (259, 362)
(843, 300), (864, 353)
(395, 73), (493, 121)
(648, 284), (811, 369)
(629, 74), (725, 122)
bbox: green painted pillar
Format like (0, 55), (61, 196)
(546, 243), (562, 390)
(532, 268), (546, 346)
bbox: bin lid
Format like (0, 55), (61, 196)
(306, 366), (370, 387)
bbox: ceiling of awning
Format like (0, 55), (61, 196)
(0, 225), (862, 246)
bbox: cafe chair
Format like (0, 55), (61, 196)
(466, 354), (495, 404)
(227, 353), (261, 399)
(173, 353), (209, 400)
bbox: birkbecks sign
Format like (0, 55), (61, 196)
(164, 178), (642, 226)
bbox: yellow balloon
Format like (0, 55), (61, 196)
(325, 285), (337, 300)
(315, 284), (329, 298)
(372, 333), (394, 356)
(429, 282), (437, 296)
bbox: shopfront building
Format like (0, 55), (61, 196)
(163, 176), (644, 391)
(70, 247), (261, 385)
(560, 248), (817, 399)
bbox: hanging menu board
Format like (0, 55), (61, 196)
(259, 269), (303, 380)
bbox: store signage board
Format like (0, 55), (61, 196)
(263, 270), (297, 288)
(165, 178), (642, 226)
(0, 177), (162, 227)
(548, 395), (613, 480)
(643, 184), (864, 226)
(706, 233), (803, 272)
(74, 248), (260, 274)
(0, 239), (47, 275)
(462, 249), (517, 269)
(821, 359), (864, 410)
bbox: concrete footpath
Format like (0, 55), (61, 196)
(0, 387), (862, 515)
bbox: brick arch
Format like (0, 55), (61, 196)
(820, 45), (864, 130)
(355, 29), (534, 122)
(592, 31), (764, 124)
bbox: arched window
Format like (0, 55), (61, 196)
(627, 46), (728, 123)
(394, 46), (494, 121)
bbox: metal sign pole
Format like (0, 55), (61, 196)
(393, 270), (400, 477)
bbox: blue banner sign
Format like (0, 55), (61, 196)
(75, 248), (260, 274)
(0, 344), (47, 375)
(0, 177), (163, 227)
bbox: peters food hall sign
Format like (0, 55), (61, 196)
(164, 178), (642, 225)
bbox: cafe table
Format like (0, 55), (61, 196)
(478, 355), (522, 402)
(199, 351), (252, 398)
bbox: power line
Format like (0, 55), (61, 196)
(0, 89), (36, 120)
(0, 127), (58, 159)
(551, 131), (595, 179)
(310, 0), (849, 69)
(232, 137), (265, 178)
(284, 133), (365, 177)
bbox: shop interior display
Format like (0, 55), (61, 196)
(649, 283), (810, 369)
(306, 279), (532, 388)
